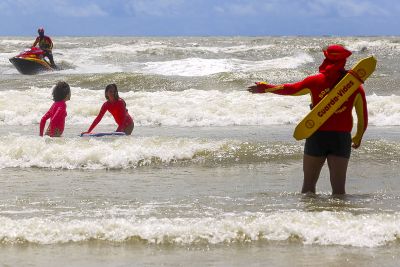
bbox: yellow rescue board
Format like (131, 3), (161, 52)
(293, 56), (377, 140)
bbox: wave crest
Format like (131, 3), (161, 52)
(1, 211), (399, 247)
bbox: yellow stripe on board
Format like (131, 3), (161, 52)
(293, 56), (377, 140)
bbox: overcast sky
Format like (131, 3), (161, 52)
(1, 0), (399, 36)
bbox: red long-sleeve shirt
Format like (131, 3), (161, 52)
(87, 99), (133, 133)
(261, 72), (368, 144)
(39, 101), (67, 137)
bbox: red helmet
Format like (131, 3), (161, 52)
(38, 27), (45, 35)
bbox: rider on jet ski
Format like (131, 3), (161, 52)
(32, 27), (56, 68)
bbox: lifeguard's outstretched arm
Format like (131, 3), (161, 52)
(248, 79), (311, 96)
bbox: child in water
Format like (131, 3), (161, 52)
(39, 81), (71, 137)
(81, 84), (134, 135)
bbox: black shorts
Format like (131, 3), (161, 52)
(304, 131), (352, 159)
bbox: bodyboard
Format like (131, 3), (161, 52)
(80, 132), (126, 137)
(293, 56), (377, 140)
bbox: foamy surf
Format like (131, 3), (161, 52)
(0, 135), (302, 169)
(0, 88), (399, 127)
(0, 135), (398, 170)
(0, 211), (399, 247)
(141, 54), (314, 77)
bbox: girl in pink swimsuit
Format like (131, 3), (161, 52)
(81, 84), (134, 135)
(39, 81), (71, 137)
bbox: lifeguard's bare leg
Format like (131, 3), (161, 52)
(327, 155), (349, 195)
(302, 154), (326, 193)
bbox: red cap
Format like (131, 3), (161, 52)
(323, 44), (352, 61)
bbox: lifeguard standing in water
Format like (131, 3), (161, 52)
(248, 45), (368, 195)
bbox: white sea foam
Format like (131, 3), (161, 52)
(0, 133), (397, 170)
(367, 94), (400, 126)
(179, 44), (275, 54)
(0, 39), (30, 45)
(344, 39), (400, 53)
(0, 87), (399, 127)
(0, 211), (399, 247)
(53, 52), (314, 76)
(0, 134), (233, 169)
(59, 41), (273, 57)
(140, 54), (313, 76)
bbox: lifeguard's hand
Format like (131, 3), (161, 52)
(351, 138), (361, 149)
(352, 142), (360, 149)
(247, 82), (274, 94)
(248, 85), (264, 94)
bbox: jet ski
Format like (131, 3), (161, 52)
(9, 47), (54, 75)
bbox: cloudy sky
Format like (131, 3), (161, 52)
(0, 0), (399, 36)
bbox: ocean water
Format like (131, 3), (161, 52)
(0, 36), (400, 267)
